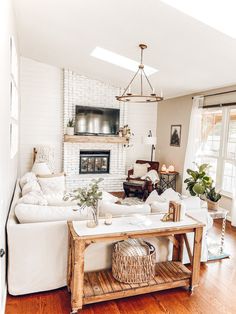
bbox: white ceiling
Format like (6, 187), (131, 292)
(13, 0), (236, 98)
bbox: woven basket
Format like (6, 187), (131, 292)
(112, 239), (156, 284)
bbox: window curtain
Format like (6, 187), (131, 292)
(232, 169), (236, 227)
(182, 96), (204, 195)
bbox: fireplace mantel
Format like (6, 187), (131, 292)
(64, 135), (128, 144)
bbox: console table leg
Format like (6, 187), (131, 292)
(220, 215), (227, 255)
(71, 239), (85, 312)
(190, 227), (203, 290)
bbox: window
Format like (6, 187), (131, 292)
(198, 106), (236, 195)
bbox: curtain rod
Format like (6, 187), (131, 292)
(192, 89), (236, 99)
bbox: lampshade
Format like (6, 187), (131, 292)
(31, 162), (51, 176)
(144, 136), (157, 145)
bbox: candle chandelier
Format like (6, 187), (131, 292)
(116, 44), (163, 103)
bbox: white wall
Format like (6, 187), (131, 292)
(20, 57), (63, 175)
(126, 102), (158, 169)
(0, 0), (19, 312)
(20, 59), (158, 178)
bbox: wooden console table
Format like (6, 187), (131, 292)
(67, 214), (204, 313)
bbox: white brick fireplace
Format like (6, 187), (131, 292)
(63, 70), (127, 191)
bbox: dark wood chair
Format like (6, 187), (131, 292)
(124, 160), (159, 199)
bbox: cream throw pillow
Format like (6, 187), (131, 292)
(38, 173), (66, 195)
(133, 163), (150, 178)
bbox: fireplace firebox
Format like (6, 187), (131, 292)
(79, 150), (110, 174)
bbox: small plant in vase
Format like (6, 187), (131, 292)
(206, 187), (221, 210)
(64, 178), (103, 228)
(66, 118), (75, 136)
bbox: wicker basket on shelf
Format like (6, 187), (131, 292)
(112, 239), (156, 284)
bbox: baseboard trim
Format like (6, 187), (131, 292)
(0, 284), (7, 314)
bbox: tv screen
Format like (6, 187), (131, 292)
(75, 106), (120, 135)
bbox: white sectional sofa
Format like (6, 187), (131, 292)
(7, 181), (212, 296)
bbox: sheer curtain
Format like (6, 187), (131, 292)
(231, 168), (236, 227)
(182, 96), (204, 195)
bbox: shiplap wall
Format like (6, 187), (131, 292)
(20, 57), (63, 175)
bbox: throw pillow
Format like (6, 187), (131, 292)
(31, 162), (52, 176)
(145, 190), (165, 205)
(133, 163), (150, 178)
(101, 191), (118, 203)
(20, 172), (37, 189)
(161, 188), (180, 201)
(37, 173), (66, 195)
(22, 180), (42, 196)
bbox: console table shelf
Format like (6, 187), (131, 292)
(82, 262), (191, 305)
(64, 135), (128, 144)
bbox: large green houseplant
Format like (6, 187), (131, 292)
(184, 163), (221, 210)
(184, 163), (212, 197)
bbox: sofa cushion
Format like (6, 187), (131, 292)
(19, 172), (37, 189)
(22, 180), (42, 196)
(145, 190), (165, 205)
(15, 203), (88, 223)
(161, 188), (180, 201)
(133, 163), (150, 178)
(181, 196), (201, 210)
(38, 173), (66, 194)
(18, 191), (48, 206)
(99, 201), (151, 217)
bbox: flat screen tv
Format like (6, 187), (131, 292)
(75, 106), (120, 135)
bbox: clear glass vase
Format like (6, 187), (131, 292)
(86, 205), (99, 228)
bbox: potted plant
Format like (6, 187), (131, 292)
(66, 118), (75, 136)
(206, 187), (221, 211)
(64, 178), (103, 228)
(184, 163), (213, 198)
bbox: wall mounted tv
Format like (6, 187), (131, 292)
(75, 106), (120, 136)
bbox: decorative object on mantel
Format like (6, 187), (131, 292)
(144, 130), (156, 161)
(170, 124), (181, 147)
(112, 239), (156, 284)
(116, 44), (163, 103)
(66, 118), (75, 136)
(64, 178), (103, 228)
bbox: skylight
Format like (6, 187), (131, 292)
(90, 47), (158, 76)
(161, 0), (236, 39)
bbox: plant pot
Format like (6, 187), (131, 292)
(207, 199), (219, 211)
(66, 127), (74, 136)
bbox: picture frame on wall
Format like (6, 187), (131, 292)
(170, 124), (181, 147)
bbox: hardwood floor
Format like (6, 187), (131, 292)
(5, 220), (236, 314)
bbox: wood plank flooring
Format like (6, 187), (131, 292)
(6, 220), (236, 314)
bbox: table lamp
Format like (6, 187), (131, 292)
(144, 130), (156, 162)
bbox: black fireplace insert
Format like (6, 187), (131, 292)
(79, 150), (110, 174)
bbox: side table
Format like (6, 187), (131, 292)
(207, 207), (230, 260)
(159, 171), (179, 192)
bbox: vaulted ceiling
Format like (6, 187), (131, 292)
(13, 0), (236, 98)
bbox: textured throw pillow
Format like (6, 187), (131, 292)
(101, 191), (118, 203)
(18, 191), (48, 206)
(161, 188), (180, 201)
(145, 190), (165, 205)
(22, 180), (42, 196)
(133, 163), (150, 178)
(20, 172), (37, 189)
(37, 173), (66, 195)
